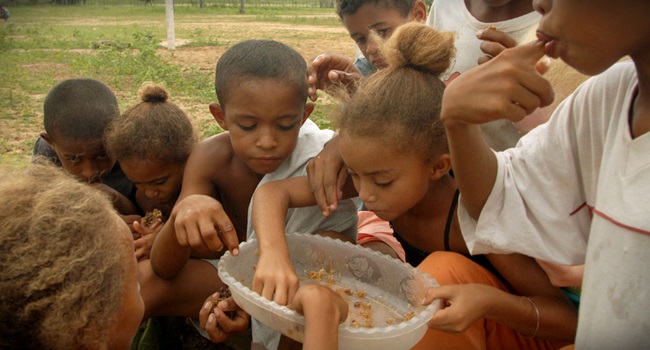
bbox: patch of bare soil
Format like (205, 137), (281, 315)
(157, 21), (356, 73)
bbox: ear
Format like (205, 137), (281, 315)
(301, 102), (315, 125)
(41, 132), (53, 146)
(410, 0), (428, 23)
(429, 153), (452, 180)
(209, 102), (228, 130)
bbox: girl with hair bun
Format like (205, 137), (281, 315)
(105, 82), (197, 261)
(251, 22), (577, 349)
(104, 83), (203, 347)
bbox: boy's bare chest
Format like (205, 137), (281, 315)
(214, 171), (262, 243)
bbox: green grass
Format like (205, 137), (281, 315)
(0, 4), (345, 168)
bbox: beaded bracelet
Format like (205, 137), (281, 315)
(522, 296), (540, 338)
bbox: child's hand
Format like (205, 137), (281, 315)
(199, 293), (251, 343)
(120, 214), (143, 240)
(307, 53), (363, 102)
(306, 136), (346, 215)
(133, 219), (162, 261)
(424, 284), (494, 334)
(252, 251), (299, 305)
(288, 284), (348, 350)
(441, 40), (554, 127)
(476, 27), (518, 65)
(171, 194), (240, 256)
(289, 283), (348, 322)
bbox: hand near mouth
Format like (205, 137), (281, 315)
(441, 40), (555, 127)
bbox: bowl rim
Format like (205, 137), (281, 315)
(217, 232), (440, 337)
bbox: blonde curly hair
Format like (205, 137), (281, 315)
(0, 160), (130, 349)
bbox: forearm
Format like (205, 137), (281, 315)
(442, 120), (497, 219)
(302, 305), (343, 350)
(253, 178), (319, 253)
(150, 220), (191, 280)
(484, 288), (577, 341)
(253, 183), (292, 258)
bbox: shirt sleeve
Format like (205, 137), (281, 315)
(457, 80), (605, 265)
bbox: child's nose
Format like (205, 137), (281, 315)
(145, 187), (158, 200)
(366, 37), (379, 55)
(357, 183), (375, 204)
(80, 162), (100, 182)
(256, 131), (278, 150)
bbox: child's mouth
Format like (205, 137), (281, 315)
(536, 31), (557, 58)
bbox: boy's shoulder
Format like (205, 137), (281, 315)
(193, 132), (234, 163)
(186, 131), (253, 185)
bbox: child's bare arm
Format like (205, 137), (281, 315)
(133, 219), (162, 261)
(306, 136), (349, 214)
(288, 284), (348, 350)
(251, 177), (319, 305)
(150, 139), (240, 279)
(441, 41), (554, 218)
(424, 254), (577, 341)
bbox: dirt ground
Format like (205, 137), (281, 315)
(0, 13), (356, 167)
(157, 19), (356, 74)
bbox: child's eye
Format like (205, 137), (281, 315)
(278, 121), (299, 131)
(238, 123), (256, 131)
(375, 181), (392, 188)
(66, 157), (81, 165)
(355, 37), (366, 46)
(377, 29), (390, 38)
(96, 153), (110, 161)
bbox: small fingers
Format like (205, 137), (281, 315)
(477, 55), (492, 65)
(479, 40), (508, 62)
(476, 27), (517, 49)
(215, 219), (240, 256)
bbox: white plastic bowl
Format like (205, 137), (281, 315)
(218, 233), (441, 350)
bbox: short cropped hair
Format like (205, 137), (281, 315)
(336, 0), (416, 19)
(43, 78), (120, 141)
(214, 39), (307, 105)
(0, 161), (129, 348)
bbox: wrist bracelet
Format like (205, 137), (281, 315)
(522, 296), (540, 338)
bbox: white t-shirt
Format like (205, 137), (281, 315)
(459, 61), (650, 348)
(427, 0), (541, 151)
(247, 119), (358, 350)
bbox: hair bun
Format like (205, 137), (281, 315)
(138, 82), (169, 103)
(382, 22), (456, 78)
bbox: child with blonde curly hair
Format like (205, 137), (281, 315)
(0, 162), (143, 349)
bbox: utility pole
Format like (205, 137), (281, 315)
(165, 0), (175, 50)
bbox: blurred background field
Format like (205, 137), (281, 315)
(0, 1), (372, 170)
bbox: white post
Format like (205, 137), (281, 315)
(165, 0), (175, 50)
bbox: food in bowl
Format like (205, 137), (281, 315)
(218, 233), (442, 350)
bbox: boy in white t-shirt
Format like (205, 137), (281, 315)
(434, 1), (650, 348)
